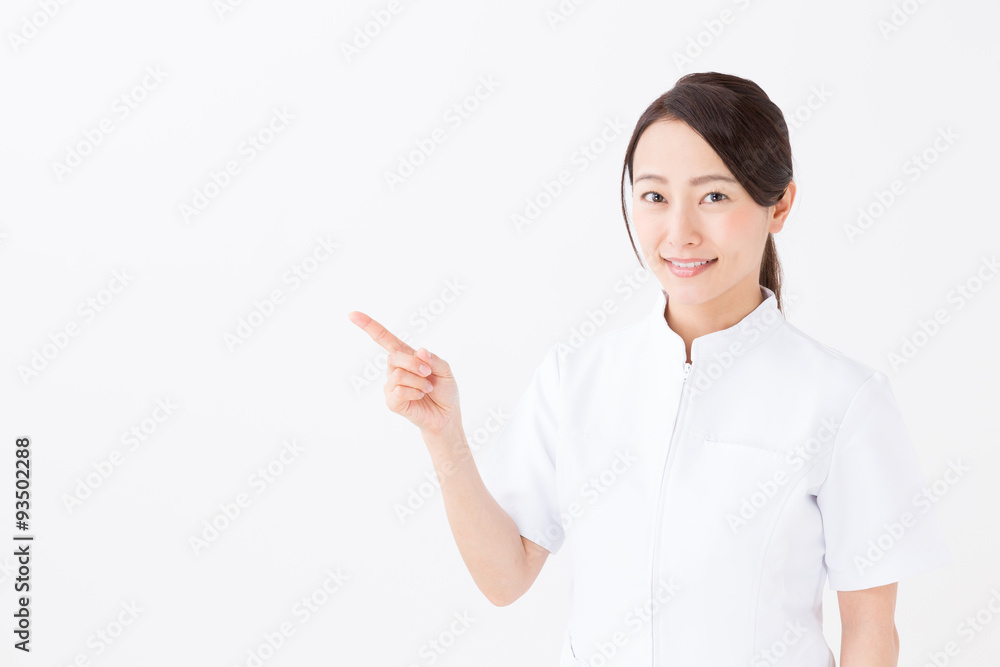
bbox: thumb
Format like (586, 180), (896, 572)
(416, 347), (448, 375)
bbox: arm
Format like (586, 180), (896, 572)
(347, 313), (550, 608)
(425, 423), (549, 607)
(837, 582), (899, 667)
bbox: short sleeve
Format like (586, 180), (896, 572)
(477, 342), (565, 555)
(816, 371), (953, 591)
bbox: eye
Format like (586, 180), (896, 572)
(640, 191), (664, 203)
(704, 192), (728, 203)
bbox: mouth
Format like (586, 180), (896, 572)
(667, 258), (716, 268)
(665, 257), (717, 277)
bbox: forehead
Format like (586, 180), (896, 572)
(633, 119), (727, 175)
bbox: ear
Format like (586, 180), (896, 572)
(767, 180), (796, 234)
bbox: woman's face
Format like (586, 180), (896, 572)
(631, 119), (790, 308)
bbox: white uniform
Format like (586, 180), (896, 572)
(478, 285), (953, 666)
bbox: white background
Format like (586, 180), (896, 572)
(1, 0), (998, 665)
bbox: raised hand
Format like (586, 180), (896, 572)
(348, 310), (461, 437)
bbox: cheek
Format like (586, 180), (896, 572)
(631, 216), (657, 257)
(714, 208), (768, 251)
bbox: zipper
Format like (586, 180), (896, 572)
(651, 359), (691, 664)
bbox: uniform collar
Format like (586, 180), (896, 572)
(649, 284), (784, 363)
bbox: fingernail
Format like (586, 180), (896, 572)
(419, 364), (431, 375)
(425, 382), (434, 392)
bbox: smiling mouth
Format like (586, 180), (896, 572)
(668, 258), (717, 268)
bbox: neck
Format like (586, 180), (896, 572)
(665, 282), (765, 363)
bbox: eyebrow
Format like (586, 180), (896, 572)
(634, 173), (738, 187)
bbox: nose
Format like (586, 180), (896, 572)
(662, 201), (701, 252)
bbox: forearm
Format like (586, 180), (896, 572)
(423, 425), (532, 606)
(840, 623), (898, 667)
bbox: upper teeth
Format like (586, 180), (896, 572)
(671, 259), (710, 268)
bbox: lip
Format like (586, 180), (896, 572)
(665, 257), (717, 278)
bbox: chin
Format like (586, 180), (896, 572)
(658, 278), (715, 305)
(668, 293), (714, 307)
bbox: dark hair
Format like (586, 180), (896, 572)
(620, 72), (793, 312)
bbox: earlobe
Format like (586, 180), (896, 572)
(768, 209), (788, 234)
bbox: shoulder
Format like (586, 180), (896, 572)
(768, 319), (883, 393)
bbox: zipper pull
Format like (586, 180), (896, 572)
(682, 361), (691, 382)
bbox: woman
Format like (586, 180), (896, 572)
(349, 72), (952, 666)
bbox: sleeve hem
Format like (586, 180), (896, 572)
(826, 546), (953, 592)
(522, 532), (560, 555)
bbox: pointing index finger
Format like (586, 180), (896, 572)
(348, 310), (415, 355)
